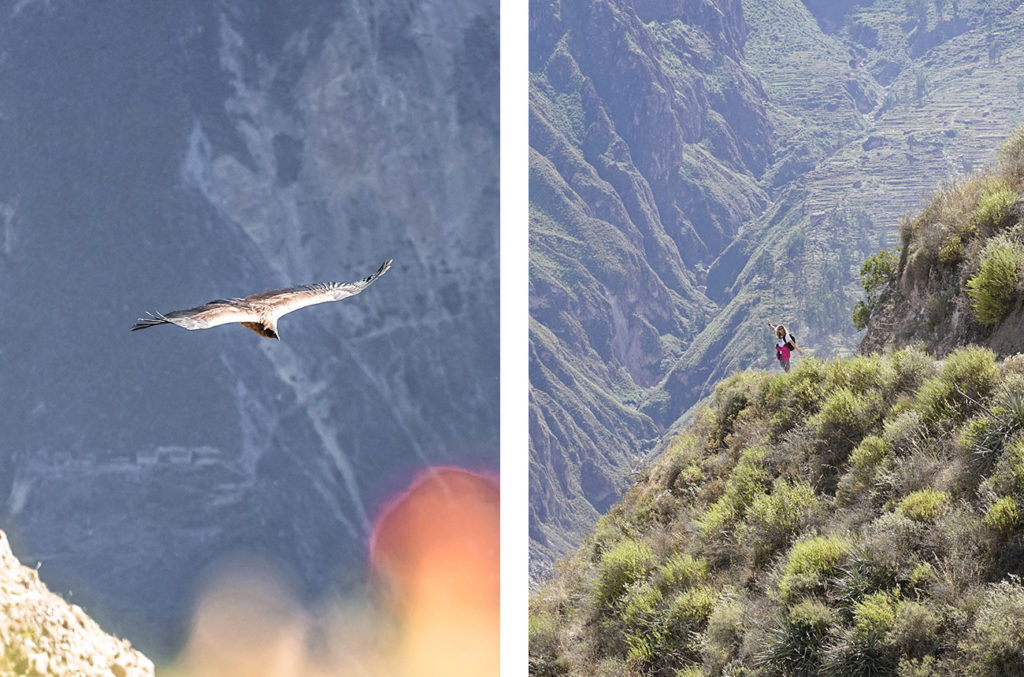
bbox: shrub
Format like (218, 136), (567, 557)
(897, 655), (942, 677)
(779, 535), (852, 602)
(706, 372), (762, 448)
(983, 496), (1020, 535)
(853, 248), (900, 330)
(620, 581), (663, 626)
(739, 479), (823, 564)
(850, 435), (888, 470)
(529, 612), (570, 676)
(758, 600), (835, 675)
(889, 600), (942, 658)
(974, 178), (1017, 234)
(668, 584), (718, 630)
(852, 590), (898, 643)
(698, 447), (771, 540)
(593, 539), (653, 608)
(1004, 436), (1024, 492)
(657, 553), (708, 590)
(897, 489), (951, 523)
(825, 354), (896, 395)
(810, 387), (883, 459)
(702, 592), (748, 670)
(998, 124), (1024, 183)
(961, 578), (1024, 675)
(763, 358), (829, 435)
(890, 347), (937, 395)
(914, 346), (1000, 425)
(699, 496), (739, 541)
(966, 236), (1023, 324)
(883, 410), (930, 456)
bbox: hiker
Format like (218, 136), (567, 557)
(767, 320), (802, 372)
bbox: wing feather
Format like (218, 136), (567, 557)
(255, 259), (392, 320)
(131, 301), (259, 331)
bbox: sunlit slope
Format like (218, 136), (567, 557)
(532, 347), (1024, 675)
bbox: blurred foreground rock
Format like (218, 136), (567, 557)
(0, 531), (154, 677)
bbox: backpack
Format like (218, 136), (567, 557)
(785, 333), (796, 351)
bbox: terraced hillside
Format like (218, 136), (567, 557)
(660, 0), (1024, 418)
(531, 0), (1024, 576)
(530, 105), (1024, 677)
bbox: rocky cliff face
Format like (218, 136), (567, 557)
(0, 0), (497, 658)
(531, 0), (1024, 575)
(530, 0), (772, 572)
(0, 530), (153, 677)
(860, 128), (1024, 358)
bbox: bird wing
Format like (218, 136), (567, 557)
(132, 299), (260, 331)
(251, 259), (392, 320)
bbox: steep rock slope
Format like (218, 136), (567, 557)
(658, 0), (1024, 429)
(530, 0), (772, 573)
(0, 530), (154, 677)
(861, 127), (1024, 357)
(0, 0), (497, 658)
(530, 0), (1024, 574)
(531, 130), (1024, 677)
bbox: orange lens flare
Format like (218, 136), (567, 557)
(168, 466), (499, 677)
(370, 467), (500, 677)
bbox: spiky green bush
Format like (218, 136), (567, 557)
(779, 535), (851, 603)
(890, 347), (937, 395)
(739, 479), (823, 564)
(914, 346), (1000, 425)
(897, 489), (951, 523)
(983, 496), (1020, 535)
(762, 358), (829, 435)
(852, 590), (899, 643)
(821, 591), (901, 677)
(529, 612), (570, 676)
(657, 553), (708, 591)
(850, 435), (888, 470)
(889, 599), (942, 659)
(758, 600), (835, 676)
(593, 539), (653, 608)
(966, 237), (1023, 324)
(698, 447), (771, 540)
(705, 371), (762, 448)
(974, 178), (1017, 234)
(810, 387), (883, 459)
(701, 592), (748, 670)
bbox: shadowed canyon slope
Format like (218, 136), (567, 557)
(0, 0), (497, 658)
(530, 0), (1024, 574)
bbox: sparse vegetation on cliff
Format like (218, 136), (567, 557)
(861, 125), (1024, 356)
(530, 345), (1024, 675)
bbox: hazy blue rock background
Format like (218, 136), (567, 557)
(0, 0), (498, 659)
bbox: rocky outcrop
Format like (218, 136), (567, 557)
(0, 531), (153, 677)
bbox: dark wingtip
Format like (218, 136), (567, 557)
(130, 315), (169, 331)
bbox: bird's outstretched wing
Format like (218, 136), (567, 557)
(254, 259), (393, 320)
(130, 300), (259, 331)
